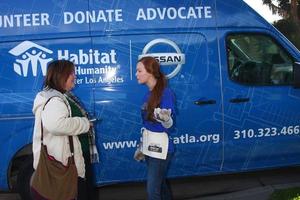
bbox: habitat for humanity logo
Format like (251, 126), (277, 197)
(9, 41), (53, 77)
(139, 38), (185, 78)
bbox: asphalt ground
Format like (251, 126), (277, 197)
(1, 166), (300, 200)
(97, 166), (300, 200)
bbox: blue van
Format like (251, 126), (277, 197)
(1, 0), (300, 198)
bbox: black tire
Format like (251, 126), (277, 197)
(16, 158), (34, 200)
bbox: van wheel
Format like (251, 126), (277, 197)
(16, 159), (34, 200)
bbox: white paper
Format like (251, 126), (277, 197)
(141, 128), (169, 160)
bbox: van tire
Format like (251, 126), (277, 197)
(16, 159), (34, 200)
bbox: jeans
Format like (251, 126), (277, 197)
(145, 153), (173, 200)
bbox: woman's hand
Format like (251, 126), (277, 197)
(154, 108), (171, 122)
(153, 108), (173, 128)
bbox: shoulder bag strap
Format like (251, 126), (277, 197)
(41, 96), (59, 144)
(68, 136), (75, 163)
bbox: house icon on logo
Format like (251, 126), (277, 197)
(9, 41), (53, 77)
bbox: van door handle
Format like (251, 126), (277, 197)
(230, 97), (250, 103)
(194, 99), (216, 105)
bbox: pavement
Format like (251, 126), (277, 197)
(1, 167), (300, 200)
(185, 167), (300, 200)
(185, 166), (300, 200)
(96, 167), (300, 200)
(194, 183), (300, 200)
(1, 183), (300, 200)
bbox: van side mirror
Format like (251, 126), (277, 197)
(293, 62), (300, 88)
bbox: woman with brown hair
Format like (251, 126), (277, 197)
(32, 60), (97, 199)
(136, 56), (176, 200)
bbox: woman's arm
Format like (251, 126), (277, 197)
(154, 89), (175, 129)
(41, 97), (90, 136)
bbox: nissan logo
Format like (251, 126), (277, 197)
(139, 38), (185, 78)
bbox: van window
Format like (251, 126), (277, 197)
(226, 34), (293, 85)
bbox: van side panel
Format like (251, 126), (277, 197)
(0, 39), (40, 189)
(91, 30), (223, 184)
(1, 0), (300, 191)
(88, 0), (217, 32)
(0, 0), (90, 41)
(218, 28), (300, 171)
(0, 37), (95, 190)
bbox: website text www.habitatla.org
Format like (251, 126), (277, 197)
(102, 133), (220, 150)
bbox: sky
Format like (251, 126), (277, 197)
(244, 0), (282, 22)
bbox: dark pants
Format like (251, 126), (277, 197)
(30, 187), (75, 200)
(145, 153), (173, 200)
(31, 178), (93, 200)
(30, 187), (48, 200)
(77, 153), (97, 200)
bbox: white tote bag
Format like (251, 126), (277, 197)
(141, 128), (169, 160)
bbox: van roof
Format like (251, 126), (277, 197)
(216, 0), (271, 28)
(0, 0), (272, 41)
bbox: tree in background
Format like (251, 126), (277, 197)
(262, 0), (300, 49)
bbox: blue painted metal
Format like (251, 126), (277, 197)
(0, 0), (299, 190)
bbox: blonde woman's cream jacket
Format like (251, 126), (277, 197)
(32, 89), (90, 178)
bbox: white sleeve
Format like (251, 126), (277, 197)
(41, 97), (90, 136)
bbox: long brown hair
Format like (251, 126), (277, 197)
(138, 56), (167, 121)
(43, 60), (75, 93)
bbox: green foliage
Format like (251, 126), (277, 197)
(269, 187), (300, 200)
(262, 0), (300, 19)
(273, 19), (300, 50)
(274, 19), (298, 33)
